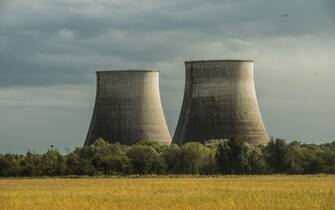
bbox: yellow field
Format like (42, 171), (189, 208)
(0, 176), (334, 210)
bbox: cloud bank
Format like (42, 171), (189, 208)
(0, 0), (334, 153)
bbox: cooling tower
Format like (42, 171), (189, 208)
(173, 60), (269, 145)
(85, 70), (171, 145)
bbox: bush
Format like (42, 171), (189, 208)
(179, 142), (215, 174)
(127, 145), (165, 174)
(0, 138), (335, 177)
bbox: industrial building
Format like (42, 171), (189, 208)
(173, 60), (269, 144)
(85, 70), (171, 145)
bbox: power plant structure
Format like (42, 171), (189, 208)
(173, 60), (269, 145)
(85, 70), (171, 145)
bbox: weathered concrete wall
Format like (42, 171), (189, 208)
(85, 70), (171, 145)
(173, 60), (269, 145)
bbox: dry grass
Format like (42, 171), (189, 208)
(0, 176), (334, 210)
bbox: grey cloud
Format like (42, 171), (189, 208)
(0, 0), (335, 153)
(0, 85), (94, 108)
(325, 0), (335, 17)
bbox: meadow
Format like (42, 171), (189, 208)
(0, 176), (334, 210)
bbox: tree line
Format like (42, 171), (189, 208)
(0, 138), (334, 177)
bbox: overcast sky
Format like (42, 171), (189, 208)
(0, 0), (334, 153)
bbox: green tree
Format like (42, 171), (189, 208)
(265, 138), (288, 173)
(0, 154), (11, 176)
(215, 137), (267, 174)
(127, 145), (165, 174)
(1, 154), (24, 177)
(243, 144), (268, 174)
(163, 144), (183, 174)
(137, 140), (169, 153)
(42, 149), (66, 176)
(180, 142), (214, 174)
(65, 150), (83, 175)
(228, 137), (251, 174)
(19, 152), (44, 176)
(215, 140), (231, 174)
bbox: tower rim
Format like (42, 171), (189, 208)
(185, 59), (254, 63)
(96, 70), (159, 74)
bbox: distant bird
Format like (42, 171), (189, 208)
(280, 14), (289, 18)
(50, 144), (54, 148)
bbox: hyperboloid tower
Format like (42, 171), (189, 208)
(85, 70), (171, 145)
(173, 60), (269, 144)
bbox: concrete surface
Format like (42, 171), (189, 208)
(85, 70), (171, 145)
(173, 60), (269, 144)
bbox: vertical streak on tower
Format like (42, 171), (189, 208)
(173, 60), (269, 144)
(85, 70), (171, 145)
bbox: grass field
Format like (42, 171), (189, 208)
(0, 176), (334, 210)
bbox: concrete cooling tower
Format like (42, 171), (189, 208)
(85, 70), (171, 145)
(173, 60), (269, 145)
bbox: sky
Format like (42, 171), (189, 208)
(0, 0), (334, 153)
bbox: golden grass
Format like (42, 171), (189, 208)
(0, 176), (334, 210)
